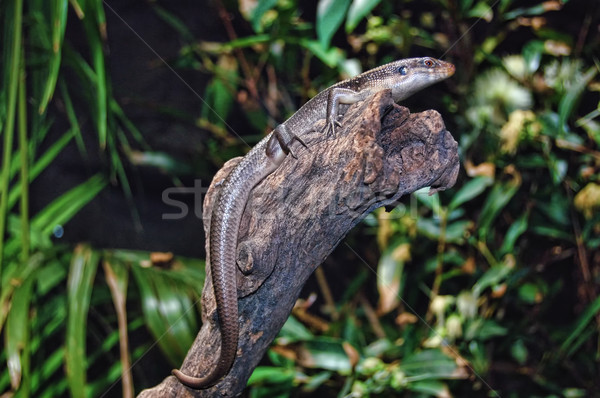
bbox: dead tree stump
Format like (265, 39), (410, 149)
(138, 90), (459, 397)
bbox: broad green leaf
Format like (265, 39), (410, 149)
(465, 319), (508, 340)
(466, 1), (493, 20)
(518, 282), (542, 304)
(299, 38), (345, 68)
(65, 245), (100, 398)
(376, 244), (407, 315)
(5, 269), (36, 392)
(504, 2), (560, 20)
(279, 315), (314, 341)
(250, 0), (279, 32)
(522, 40), (543, 73)
(316, 0), (351, 50)
(408, 380), (451, 396)
(400, 349), (457, 379)
(414, 187), (440, 212)
(346, 0), (382, 33)
(130, 264), (198, 365)
(459, 0), (475, 14)
(531, 225), (574, 241)
(472, 263), (512, 297)
(478, 177), (520, 241)
(448, 176), (493, 211)
(444, 220), (472, 244)
(500, 209), (529, 255)
(510, 339), (528, 365)
(247, 366), (295, 385)
(547, 154), (568, 185)
(558, 67), (597, 135)
(202, 78), (235, 128)
(0, 254), (43, 331)
(296, 338), (352, 373)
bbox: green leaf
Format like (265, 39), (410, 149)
(316, 0), (351, 50)
(510, 339), (528, 365)
(8, 129), (75, 210)
(472, 263), (512, 297)
(250, 0), (279, 33)
(247, 366), (295, 385)
(465, 319), (508, 340)
(444, 220), (472, 244)
(376, 245), (406, 315)
(202, 78), (235, 128)
(279, 315), (314, 341)
(558, 67), (597, 135)
(5, 267), (36, 393)
(31, 173), (107, 236)
(448, 176), (493, 211)
(299, 39), (346, 68)
(408, 380), (450, 396)
(400, 349), (457, 379)
(504, 2), (558, 20)
(345, 0), (382, 33)
(296, 338), (352, 373)
(478, 177), (520, 241)
(79, 0), (107, 148)
(560, 294), (600, 356)
(39, 0), (68, 114)
(65, 245), (100, 398)
(518, 282), (541, 304)
(466, 1), (493, 20)
(500, 210), (529, 255)
(522, 40), (544, 75)
(130, 264), (198, 365)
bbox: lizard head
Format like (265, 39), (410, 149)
(360, 57), (455, 102)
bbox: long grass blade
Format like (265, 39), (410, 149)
(5, 268), (35, 393)
(0, 0), (24, 282)
(59, 81), (86, 155)
(8, 129), (75, 211)
(30, 173), (107, 236)
(18, 49), (29, 263)
(103, 259), (134, 398)
(65, 244), (99, 398)
(38, 0), (69, 114)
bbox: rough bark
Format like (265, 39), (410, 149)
(138, 90), (459, 397)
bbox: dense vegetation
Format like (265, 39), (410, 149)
(1, 0), (598, 397)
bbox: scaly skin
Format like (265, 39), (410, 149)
(173, 57), (455, 389)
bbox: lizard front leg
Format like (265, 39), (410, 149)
(323, 87), (373, 136)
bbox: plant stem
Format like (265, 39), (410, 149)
(18, 48), (29, 264)
(0, 0), (24, 277)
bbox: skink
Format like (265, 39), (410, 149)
(173, 57), (455, 389)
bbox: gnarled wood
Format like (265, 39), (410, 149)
(138, 90), (459, 397)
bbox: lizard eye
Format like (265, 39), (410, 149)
(424, 58), (435, 68)
(398, 66), (407, 75)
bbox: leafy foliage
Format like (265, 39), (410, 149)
(1, 0), (599, 397)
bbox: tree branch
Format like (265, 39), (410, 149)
(138, 90), (459, 397)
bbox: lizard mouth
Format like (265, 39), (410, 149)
(441, 60), (456, 77)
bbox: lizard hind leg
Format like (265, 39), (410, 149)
(271, 124), (308, 159)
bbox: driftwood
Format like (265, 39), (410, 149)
(138, 90), (459, 397)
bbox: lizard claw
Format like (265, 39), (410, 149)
(322, 119), (341, 138)
(287, 134), (309, 158)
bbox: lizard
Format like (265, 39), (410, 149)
(172, 57), (455, 389)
